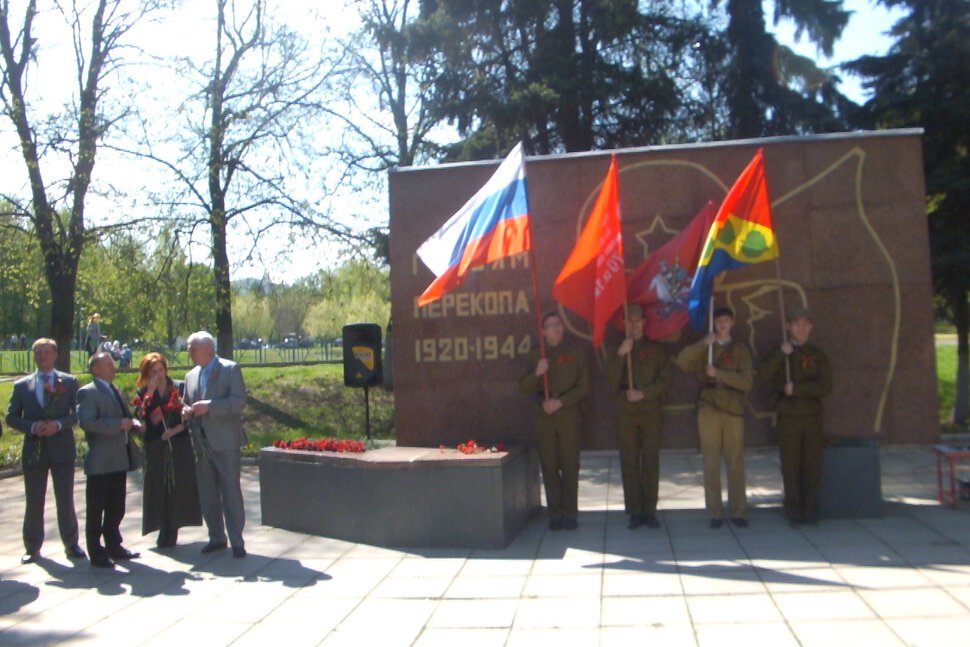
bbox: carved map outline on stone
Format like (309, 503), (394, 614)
(558, 147), (899, 435)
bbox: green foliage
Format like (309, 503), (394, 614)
(717, 0), (856, 138)
(232, 259), (391, 343)
(417, 0), (725, 155)
(241, 364), (394, 454)
(77, 234), (156, 344)
(1, 217), (215, 349)
(0, 210), (47, 338)
(937, 343), (965, 431)
(844, 0), (970, 423)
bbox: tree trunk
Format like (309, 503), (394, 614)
(48, 265), (79, 372)
(211, 204), (234, 360)
(951, 283), (969, 426)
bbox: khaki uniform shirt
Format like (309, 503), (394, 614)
(519, 341), (590, 412)
(760, 342), (832, 416)
(675, 338), (753, 416)
(607, 338), (672, 414)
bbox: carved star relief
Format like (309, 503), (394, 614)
(632, 213), (679, 262)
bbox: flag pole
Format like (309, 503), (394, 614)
(522, 152), (550, 400)
(623, 301), (634, 390)
(707, 294), (715, 366)
(774, 257), (791, 383)
(529, 243), (550, 400)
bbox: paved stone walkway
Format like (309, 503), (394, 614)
(1, 445), (969, 646)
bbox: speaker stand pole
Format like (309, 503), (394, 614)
(364, 385), (371, 440)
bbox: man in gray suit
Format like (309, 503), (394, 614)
(182, 331), (248, 558)
(77, 352), (143, 568)
(5, 338), (86, 564)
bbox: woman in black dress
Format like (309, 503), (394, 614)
(134, 352), (202, 547)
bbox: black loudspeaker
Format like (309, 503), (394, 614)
(342, 324), (383, 387)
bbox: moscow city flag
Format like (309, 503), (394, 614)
(687, 149), (779, 330)
(626, 200), (717, 340)
(416, 143), (532, 307)
(553, 154), (627, 348)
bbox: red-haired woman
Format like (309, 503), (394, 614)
(134, 353), (202, 547)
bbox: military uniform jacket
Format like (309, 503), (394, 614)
(675, 338), (753, 416)
(519, 342), (590, 413)
(5, 370), (79, 466)
(608, 338), (672, 414)
(760, 342), (832, 416)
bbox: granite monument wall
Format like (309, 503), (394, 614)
(389, 130), (939, 450)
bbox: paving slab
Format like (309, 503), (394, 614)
(1, 445), (969, 645)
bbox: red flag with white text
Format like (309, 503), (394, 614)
(552, 155), (627, 348)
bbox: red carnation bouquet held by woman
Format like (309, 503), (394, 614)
(132, 388), (185, 491)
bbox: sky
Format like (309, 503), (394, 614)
(0, 1), (904, 284)
(773, 0), (903, 103)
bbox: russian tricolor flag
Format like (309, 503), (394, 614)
(416, 143), (532, 307)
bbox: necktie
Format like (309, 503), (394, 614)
(37, 373), (50, 407)
(200, 364), (211, 395)
(110, 383), (128, 415)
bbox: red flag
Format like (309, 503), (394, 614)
(553, 155), (626, 348)
(626, 201), (718, 339)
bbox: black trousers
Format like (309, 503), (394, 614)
(85, 471), (127, 558)
(23, 458), (79, 553)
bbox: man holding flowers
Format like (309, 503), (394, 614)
(5, 338), (85, 564)
(182, 331), (248, 558)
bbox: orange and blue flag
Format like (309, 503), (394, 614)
(687, 149), (778, 330)
(416, 143), (531, 307)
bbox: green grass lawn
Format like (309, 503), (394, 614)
(1, 364), (392, 466)
(936, 343), (958, 430)
(1, 341), (964, 467)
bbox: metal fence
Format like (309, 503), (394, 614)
(0, 344), (345, 375)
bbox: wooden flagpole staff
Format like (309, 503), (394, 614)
(707, 294), (715, 367)
(774, 258), (792, 384)
(622, 302), (635, 390)
(528, 246), (550, 400)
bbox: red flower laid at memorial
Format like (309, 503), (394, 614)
(451, 440), (508, 455)
(273, 437), (366, 453)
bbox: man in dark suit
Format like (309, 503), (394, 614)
(5, 338), (86, 564)
(182, 331), (248, 558)
(77, 352), (143, 568)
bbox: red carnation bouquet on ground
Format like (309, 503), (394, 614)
(274, 437), (366, 453)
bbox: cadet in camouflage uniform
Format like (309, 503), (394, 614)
(675, 306), (754, 528)
(760, 306), (832, 526)
(519, 312), (590, 531)
(608, 305), (672, 530)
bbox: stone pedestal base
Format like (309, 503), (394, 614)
(259, 445), (540, 548)
(819, 438), (885, 519)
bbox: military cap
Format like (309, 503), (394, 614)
(786, 305), (813, 322)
